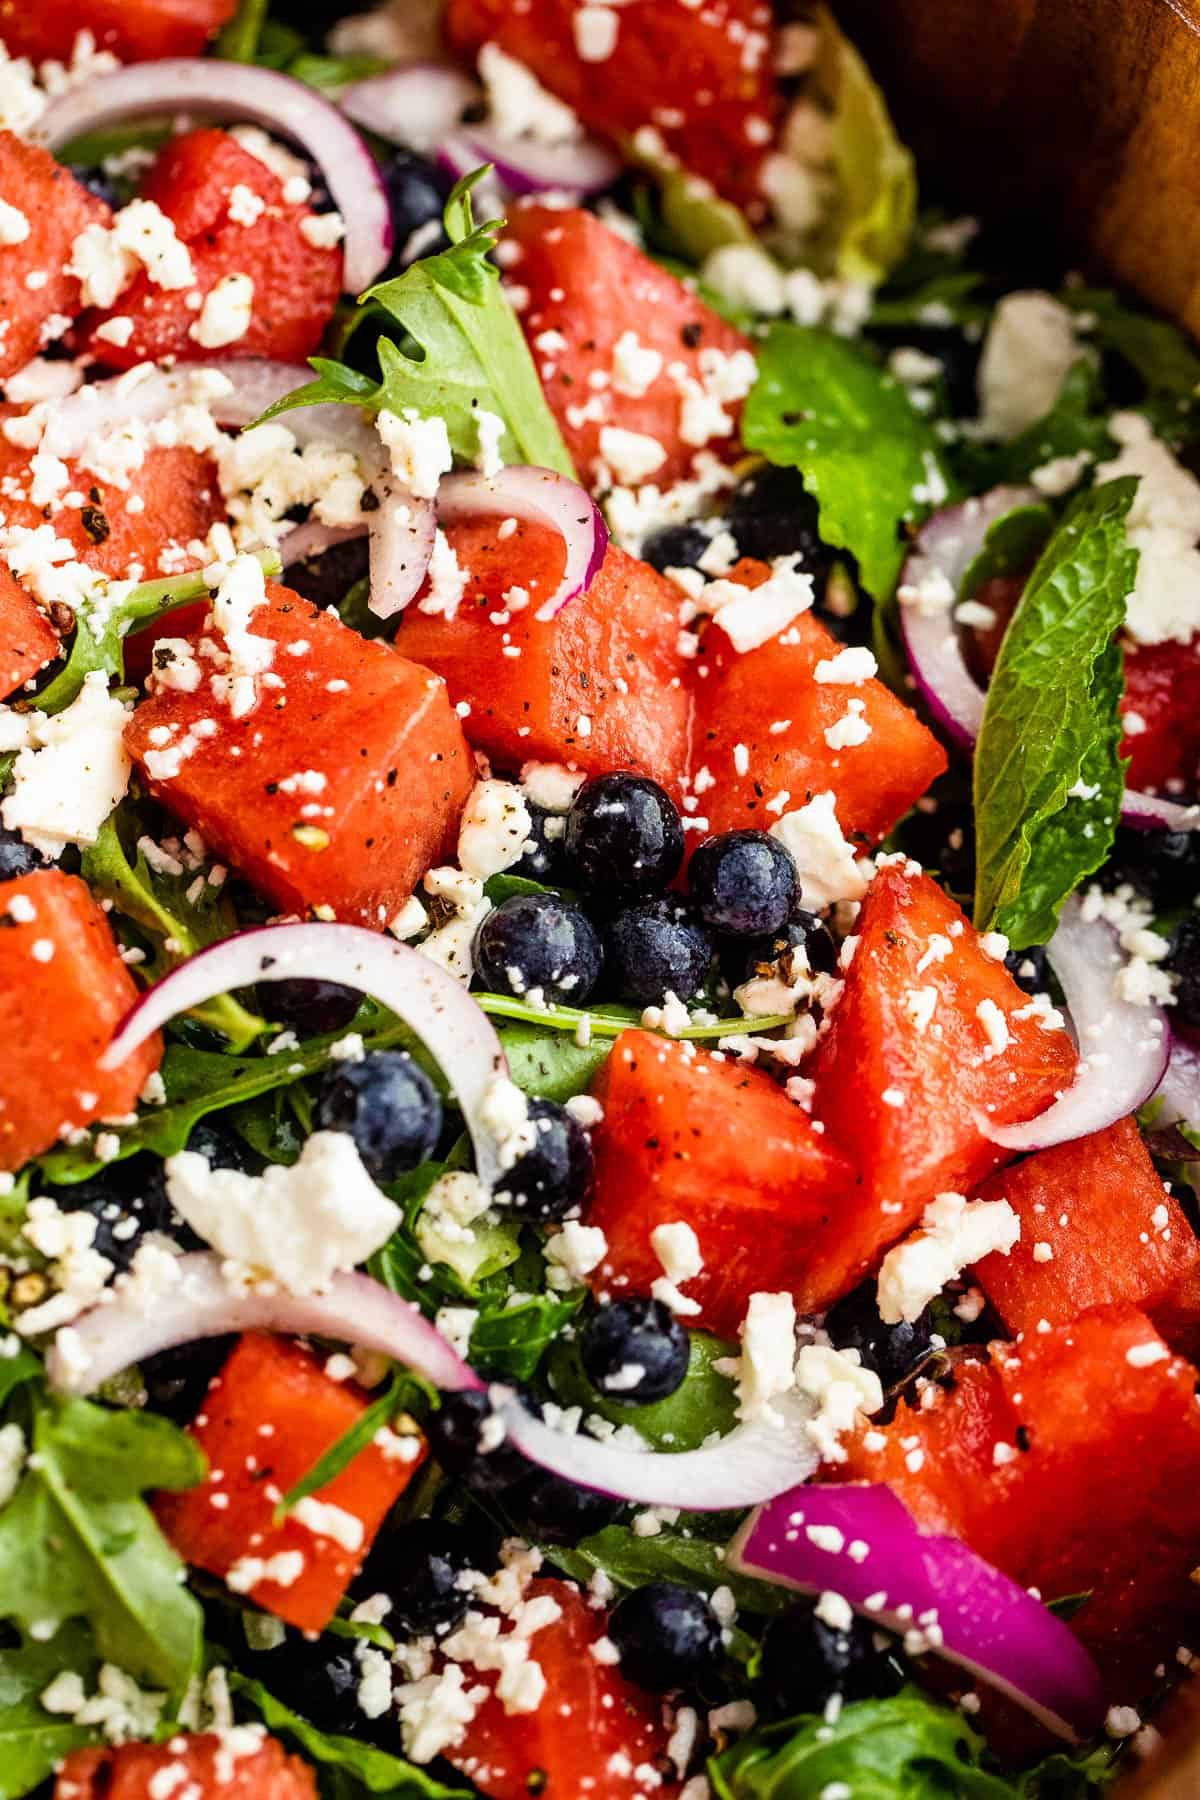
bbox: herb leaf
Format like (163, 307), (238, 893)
(0, 1394), (205, 1694)
(973, 479), (1138, 948)
(555, 1523), (790, 1620)
(547, 1329), (738, 1451)
(0, 1623), (102, 1799)
(232, 1674), (469, 1797)
(261, 172), (575, 477)
(277, 1370), (430, 1520)
(743, 323), (954, 597)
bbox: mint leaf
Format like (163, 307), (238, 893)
(973, 479), (1138, 949)
(0, 1624), (102, 1799)
(710, 1688), (1017, 1799)
(744, 323), (953, 597)
(232, 1674), (468, 1797)
(262, 173), (575, 477)
(0, 1394), (205, 1694)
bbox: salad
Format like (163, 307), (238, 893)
(0, 0), (1197, 1795)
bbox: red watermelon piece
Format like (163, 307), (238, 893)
(0, 132), (110, 378)
(0, 0), (235, 61)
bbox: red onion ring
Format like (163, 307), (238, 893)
(900, 492), (1200, 830)
(279, 521), (369, 567)
(47, 1253), (820, 1508)
(437, 467), (608, 619)
(446, 130), (622, 198)
(975, 895), (1169, 1152)
(99, 923), (510, 1188)
(34, 61), (392, 294)
(1152, 1031), (1200, 1129)
(729, 1484), (1105, 1742)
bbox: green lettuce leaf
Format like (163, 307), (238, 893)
(0, 1624), (102, 1800)
(743, 322), (954, 597)
(0, 1393), (205, 1694)
(232, 1675), (468, 1797)
(547, 1329), (737, 1450)
(973, 479), (1138, 948)
(261, 172), (575, 477)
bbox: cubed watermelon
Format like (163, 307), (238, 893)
(125, 583), (474, 926)
(55, 1736), (316, 1800)
(0, 871), (161, 1170)
(156, 1333), (425, 1634)
(0, 132), (110, 378)
(1120, 636), (1200, 798)
(0, 0), (235, 61)
(392, 520), (693, 792)
(0, 562), (59, 698)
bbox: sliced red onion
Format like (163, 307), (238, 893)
(1116, 790), (1200, 833)
(1152, 1032), (1200, 1129)
(438, 467), (608, 619)
(975, 895), (1169, 1152)
(730, 1484), (1105, 1742)
(453, 127), (621, 198)
(49, 1250), (819, 1508)
(99, 924), (510, 1188)
(279, 520), (369, 567)
(341, 62), (479, 156)
(34, 60), (392, 293)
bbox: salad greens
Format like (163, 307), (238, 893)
(973, 479), (1138, 947)
(0, 1625), (105, 1798)
(233, 1676), (470, 1798)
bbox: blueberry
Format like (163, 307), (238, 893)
(42, 1152), (195, 1274)
(824, 1279), (937, 1390)
(361, 1519), (474, 1635)
(565, 774), (684, 899)
(727, 465), (829, 573)
(425, 1389), (532, 1492)
(580, 1298), (690, 1405)
(520, 1471), (620, 1544)
(314, 1049), (442, 1181)
(285, 536), (371, 611)
(688, 831), (798, 937)
(1004, 944), (1049, 996)
(608, 1583), (723, 1693)
(1105, 827), (1200, 909)
(141, 1336), (234, 1424)
(757, 1599), (890, 1718)
(494, 1097), (594, 1221)
(867, 323), (981, 419)
(382, 150), (454, 270)
(641, 522), (715, 575)
(511, 801), (569, 885)
(0, 829), (42, 883)
(186, 1117), (254, 1174)
(264, 976), (361, 1038)
(276, 1643), (371, 1735)
(473, 894), (603, 1006)
(724, 907), (837, 991)
(1168, 918), (1200, 1037)
(606, 899), (713, 1006)
(894, 796), (976, 897)
(68, 163), (124, 211)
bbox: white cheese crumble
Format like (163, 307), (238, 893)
(377, 407), (453, 499)
(188, 273), (255, 348)
(876, 1191), (1021, 1324)
(698, 555), (814, 654)
(456, 779), (532, 880)
(795, 1343), (883, 1463)
(1095, 412), (1200, 645)
(478, 41), (581, 146)
(770, 792), (869, 909)
(976, 291), (1080, 440)
(729, 1292), (797, 1423)
(650, 1220), (703, 1316)
(598, 425), (668, 485)
(544, 1220), (607, 1291)
(1, 673), (131, 857)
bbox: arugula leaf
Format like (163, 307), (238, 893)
(277, 1370), (430, 1519)
(743, 323), (954, 597)
(547, 1329), (737, 1450)
(467, 1291), (582, 1382)
(214, 0), (269, 60)
(973, 479), (1138, 948)
(556, 1523), (790, 1619)
(709, 1688), (1016, 1799)
(262, 172), (575, 478)
(287, 51), (392, 93)
(0, 1393), (205, 1694)
(82, 811), (265, 1051)
(1063, 287), (1200, 401)
(232, 1675), (469, 1798)
(0, 1623), (102, 1800)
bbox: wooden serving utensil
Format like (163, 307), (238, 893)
(833, 4), (1200, 1790)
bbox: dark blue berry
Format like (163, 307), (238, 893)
(382, 150), (454, 271)
(606, 899), (713, 1005)
(425, 1389), (533, 1492)
(757, 1599), (891, 1718)
(724, 907), (837, 990)
(494, 1097), (594, 1221)
(0, 828), (42, 882)
(641, 521), (715, 575)
(1106, 827), (1200, 909)
(520, 1471), (620, 1543)
(68, 163), (124, 211)
(276, 1643), (371, 1736)
(727, 465), (829, 573)
(186, 1117), (255, 1175)
(141, 1336), (234, 1424)
(565, 774), (683, 899)
(285, 536), (371, 611)
(580, 1298), (690, 1405)
(315, 1049), (441, 1181)
(511, 801), (569, 885)
(824, 1279), (937, 1390)
(42, 1151), (198, 1273)
(608, 1583), (723, 1692)
(361, 1519), (474, 1634)
(1168, 918), (1200, 1036)
(688, 830), (798, 937)
(897, 797), (976, 898)
(1004, 944), (1049, 996)
(473, 894), (602, 1006)
(264, 976), (361, 1038)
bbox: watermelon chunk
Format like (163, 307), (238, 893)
(0, 0), (235, 61)
(156, 1333), (425, 1634)
(55, 1736), (317, 1800)
(692, 560), (947, 844)
(125, 583), (474, 926)
(972, 1117), (1200, 1355)
(444, 0), (778, 211)
(1120, 636), (1200, 798)
(0, 871), (161, 1171)
(446, 1578), (673, 1799)
(805, 866), (1077, 1280)
(392, 520), (693, 792)
(79, 129), (341, 369)
(585, 1029), (857, 1335)
(0, 562), (59, 698)
(502, 203), (756, 489)
(836, 1307), (1200, 1693)
(0, 132), (110, 378)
